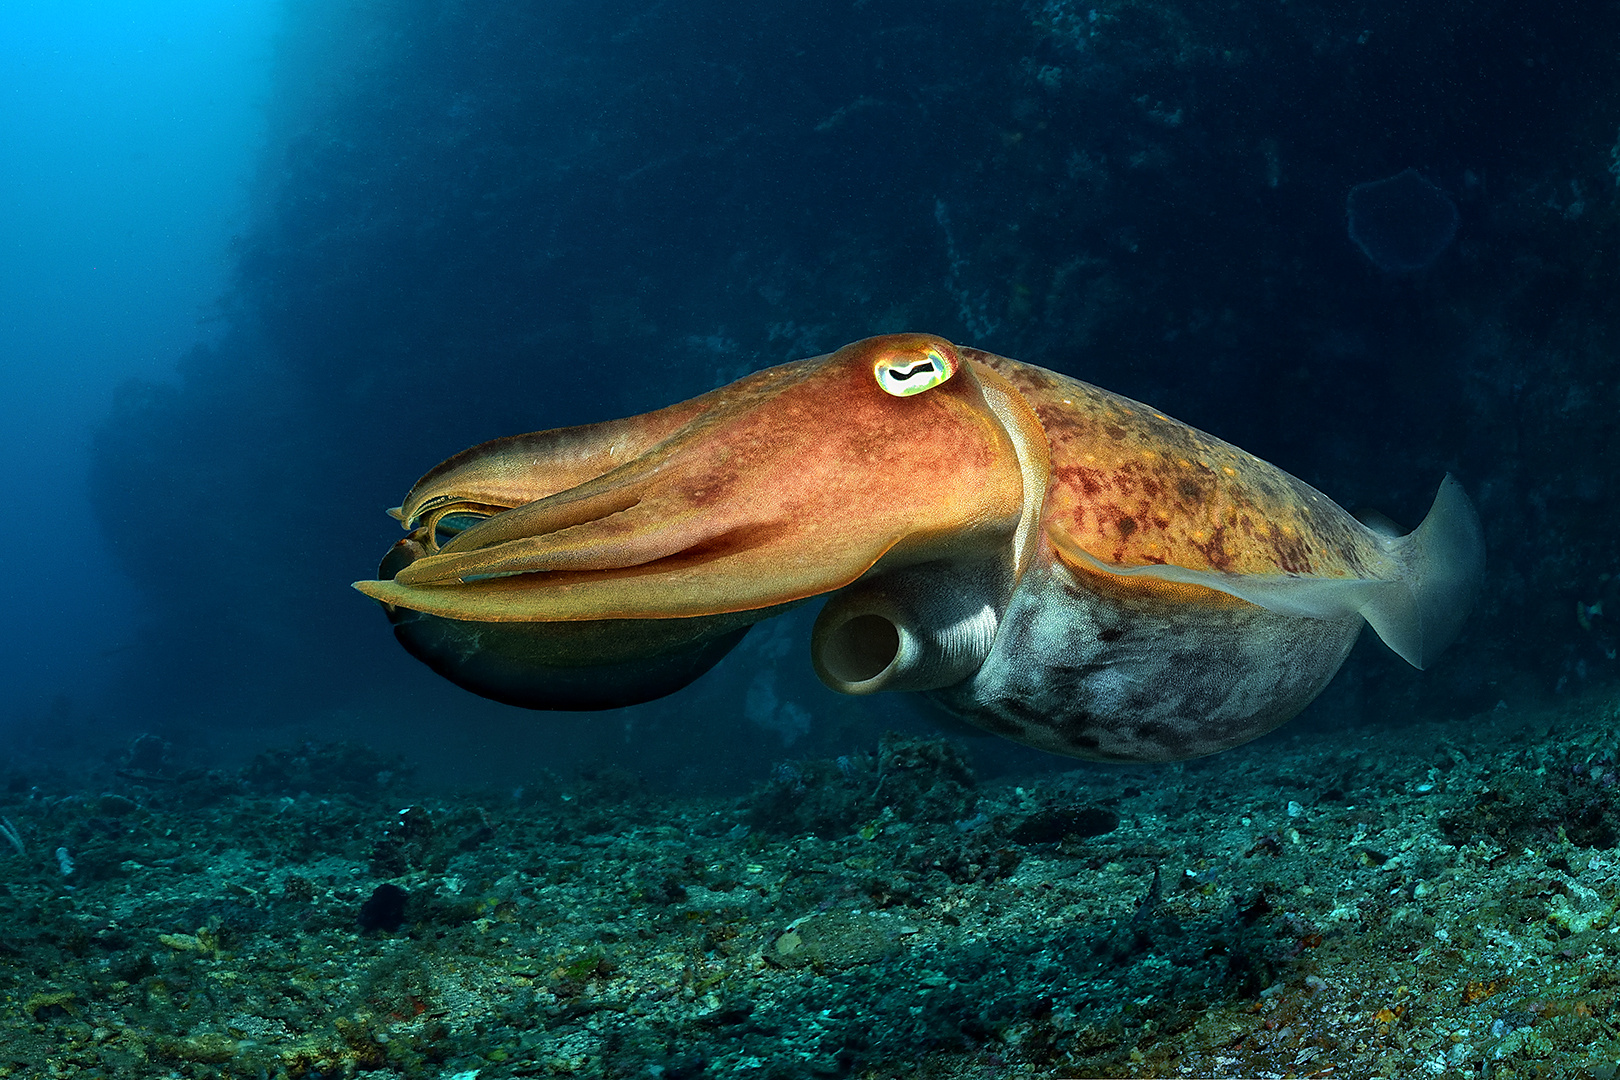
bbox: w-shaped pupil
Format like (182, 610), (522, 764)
(890, 361), (936, 381)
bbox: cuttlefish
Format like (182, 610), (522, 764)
(356, 334), (1483, 763)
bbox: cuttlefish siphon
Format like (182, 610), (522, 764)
(356, 334), (1483, 763)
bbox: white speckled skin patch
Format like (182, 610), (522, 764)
(930, 547), (1363, 763)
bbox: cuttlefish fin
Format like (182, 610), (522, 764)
(1353, 473), (1484, 668)
(1053, 475), (1484, 669)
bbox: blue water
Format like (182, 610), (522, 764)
(0, 0), (276, 724)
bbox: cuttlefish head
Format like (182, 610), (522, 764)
(355, 334), (1050, 710)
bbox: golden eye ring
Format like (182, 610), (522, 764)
(873, 345), (958, 397)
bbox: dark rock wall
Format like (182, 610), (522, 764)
(91, 0), (1620, 779)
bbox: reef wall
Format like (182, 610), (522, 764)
(90, 0), (1620, 782)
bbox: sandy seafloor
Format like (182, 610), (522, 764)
(3, 690), (1620, 1080)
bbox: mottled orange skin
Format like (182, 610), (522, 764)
(360, 333), (1472, 739)
(969, 350), (1382, 584)
(361, 335), (1033, 622)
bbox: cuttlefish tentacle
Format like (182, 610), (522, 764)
(356, 333), (1483, 757)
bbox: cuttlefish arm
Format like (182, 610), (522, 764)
(356, 335), (1049, 624)
(390, 361), (812, 539)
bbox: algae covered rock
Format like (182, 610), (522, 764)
(744, 734), (976, 838)
(770, 909), (918, 970)
(157, 1032), (239, 1064)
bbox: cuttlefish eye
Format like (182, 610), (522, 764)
(873, 345), (958, 397)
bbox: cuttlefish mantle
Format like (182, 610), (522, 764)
(356, 334), (1483, 763)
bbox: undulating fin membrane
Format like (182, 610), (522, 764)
(1051, 475), (1484, 669)
(1355, 473), (1484, 669)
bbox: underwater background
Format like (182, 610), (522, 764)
(3, 0), (1620, 1076)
